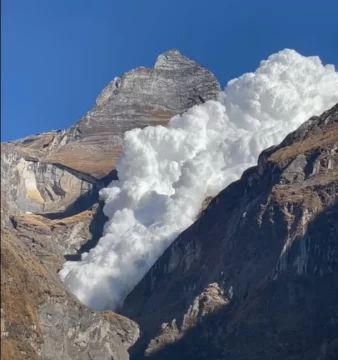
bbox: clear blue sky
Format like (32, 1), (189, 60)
(2, 0), (338, 142)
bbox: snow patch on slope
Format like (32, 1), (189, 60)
(59, 49), (338, 310)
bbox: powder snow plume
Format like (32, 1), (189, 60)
(59, 49), (338, 310)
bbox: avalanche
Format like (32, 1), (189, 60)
(59, 49), (338, 310)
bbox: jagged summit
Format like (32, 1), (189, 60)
(154, 49), (198, 70)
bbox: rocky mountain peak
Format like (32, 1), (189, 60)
(154, 49), (198, 70)
(1, 50), (220, 216)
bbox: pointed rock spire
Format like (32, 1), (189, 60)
(154, 49), (198, 70)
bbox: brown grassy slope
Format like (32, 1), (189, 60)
(1, 228), (62, 360)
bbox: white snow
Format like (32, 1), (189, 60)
(59, 49), (338, 310)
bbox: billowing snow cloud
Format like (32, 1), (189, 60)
(59, 49), (338, 310)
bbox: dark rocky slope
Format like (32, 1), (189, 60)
(121, 104), (338, 360)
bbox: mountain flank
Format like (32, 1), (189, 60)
(121, 103), (338, 360)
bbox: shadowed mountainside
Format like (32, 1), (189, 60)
(121, 104), (338, 360)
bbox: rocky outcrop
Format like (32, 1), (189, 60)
(1, 191), (138, 360)
(121, 104), (338, 360)
(1, 141), (103, 216)
(9, 203), (106, 271)
(1, 227), (140, 360)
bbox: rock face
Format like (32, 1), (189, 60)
(53, 49), (219, 176)
(1, 138), (105, 215)
(1, 227), (140, 360)
(1, 50), (220, 360)
(121, 104), (338, 359)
